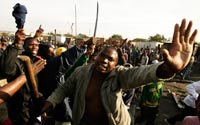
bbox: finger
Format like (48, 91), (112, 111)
(38, 62), (46, 68)
(37, 68), (44, 73)
(33, 65), (44, 74)
(43, 112), (47, 117)
(172, 24), (180, 44)
(179, 19), (186, 43)
(18, 28), (24, 31)
(189, 29), (198, 44)
(39, 25), (44, 32)
(184, 21), (192, 43)
(34, 59), (46, 67)
(36, 60), (46, 67)
(162, 49), (169, 61)
(34, 59), (43, 65)
(20, 31), (26, 36)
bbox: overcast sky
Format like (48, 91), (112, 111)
(0, 0), (200, 41)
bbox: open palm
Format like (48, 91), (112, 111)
(162, 19), (198, 72)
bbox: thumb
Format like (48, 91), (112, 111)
(162, 48), (171, 63)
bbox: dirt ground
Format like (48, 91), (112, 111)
(134, 62), (200, 125)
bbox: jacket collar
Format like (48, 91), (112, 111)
(87, 63), (118, 80)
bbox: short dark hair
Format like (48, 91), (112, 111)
(98, 45), (118, 62)
(23, 37), (39, 49)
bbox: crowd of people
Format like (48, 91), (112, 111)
(0, 13), (199, 125)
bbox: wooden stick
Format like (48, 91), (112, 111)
(18, 55), (39, 98)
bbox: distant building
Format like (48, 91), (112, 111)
(132, 41), (164, 49)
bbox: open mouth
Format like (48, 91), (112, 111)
(98, 64), (107, 70)
(32, 50), (37, 54)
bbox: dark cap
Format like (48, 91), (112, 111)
(12, 3), (28, 29)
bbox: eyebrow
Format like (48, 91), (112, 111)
(101, 52), (115, 61)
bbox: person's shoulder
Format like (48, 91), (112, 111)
(61, 46), (78, 56)
(184, 116), (198, 119)
(182, 116), (199, 125)
(116, 63), (133, 71)
(74, 63), (93, 73)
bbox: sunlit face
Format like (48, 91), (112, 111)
(95, 47), (118, 73)
(48, 47), (55, 57)
(76, 39), (85, 48)
(87, 44), (96, 56)
(112, 39), (121, 48)
(27, 39), (39, 56)
(90, 55), (97, 62)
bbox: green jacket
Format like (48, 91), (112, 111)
(47, 62), (172, 125)
(65, 54), (88, 78)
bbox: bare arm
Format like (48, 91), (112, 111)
(0, 74), (26, 104)
(34, 25), (44, 39)
(14, 28), (26, 48)
(0, 59), (46, 104)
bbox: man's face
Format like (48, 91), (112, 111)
(95, 47), (118, 73)
(27, 39), (39, 56)
(0, 41), (7, 49)
(86, 44), (96, 56)
(76, 39), (85, 48)
(112, 39), (121, 48)
(48, 47), (55, 57)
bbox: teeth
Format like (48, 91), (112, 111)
(32, 51), (37, 54)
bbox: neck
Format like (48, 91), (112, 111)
(93, 69), (109, 78)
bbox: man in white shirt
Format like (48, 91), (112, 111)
(166, 80), (200, 124)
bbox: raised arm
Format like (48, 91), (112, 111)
(14, 28), (26, 48)
(0, 29), (26, 76)
(34, 25), (44, 39)
(157, 19), (198, 78)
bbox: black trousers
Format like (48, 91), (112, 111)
(135, 105), (159, 125)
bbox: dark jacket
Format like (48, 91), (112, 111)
(0, 45), (40, 124)
(37, 45), (84, 121)
(38, 45), (84, 98)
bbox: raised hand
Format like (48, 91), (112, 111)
(34, 25), (44, 39)
(40, 101), (53, 119)
(162, 19), (198, 73)
(32, 59), (46, 75)
(14, 29), (26, 47)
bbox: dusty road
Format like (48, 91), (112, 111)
(135, 62), (200, 125)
